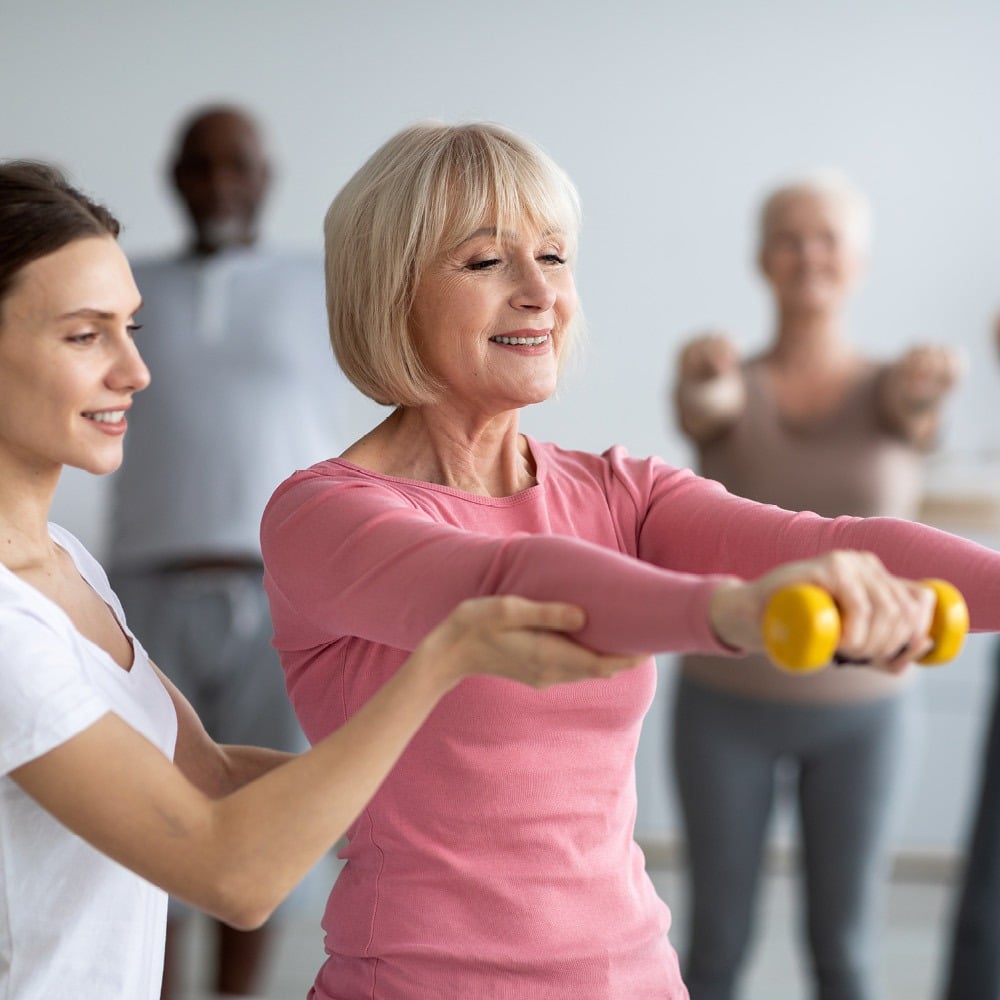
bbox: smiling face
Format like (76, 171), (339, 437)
(759, 189), (866, 316)
(409, 223), (578, 418)
(0, 236), (149, 478)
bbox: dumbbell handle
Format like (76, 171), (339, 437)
(763, 578), (969, 673)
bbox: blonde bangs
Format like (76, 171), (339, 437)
(420, 126), (581, 267)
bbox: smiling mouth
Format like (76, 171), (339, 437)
(489, 334), (549, 346)
(83, 410), (126, 423)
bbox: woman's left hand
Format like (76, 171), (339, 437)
(708, 550), (937, 674)
(886, 344), (964, 413)
(881, 343), (964, 447)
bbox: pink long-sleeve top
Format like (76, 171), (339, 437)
(261, 438), (1000, 1000)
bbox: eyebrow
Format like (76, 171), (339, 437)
(457, 226), (564, 248)
(56, 302), (143, 321)
(57, 308), (115, 321)
(458, 227), (508, 245)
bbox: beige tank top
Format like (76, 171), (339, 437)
(682, 358), (927, 703)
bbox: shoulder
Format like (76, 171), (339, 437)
(128, 254), (181, 281)
(241, 247), (323, 281)
(268, 457), (382, 496)
(47, 525), (117, 605)
(0, 575), (109, 775)
(263, 459), (405, 526)
(531, 437), (698, 499)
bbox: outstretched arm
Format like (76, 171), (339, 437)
(673, 330), (746, 443)
(12, 597), (642, 930)
(879, 344), (963, 448)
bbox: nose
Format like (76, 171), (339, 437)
(511, 259), (557, 311)
(205, 164), (239, 203)
(802, 234), (834, 266)
(107, 335), (151, 393)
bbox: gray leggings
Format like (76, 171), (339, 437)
(671, 675), (917, 1000)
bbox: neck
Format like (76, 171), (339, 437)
(0, 475), (61, 572)
(768, 307), (854, 368)
(361, 405), (533, 497)
(190, 235), (257, 258)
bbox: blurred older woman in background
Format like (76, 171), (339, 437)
(671, 172), (962, 1000)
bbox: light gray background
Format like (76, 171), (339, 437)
(6, 0), (1000, 857)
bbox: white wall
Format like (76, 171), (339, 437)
(6, 0), (1000, 855)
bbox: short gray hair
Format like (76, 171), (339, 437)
(759, 169), (872, 256)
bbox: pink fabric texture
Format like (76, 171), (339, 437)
(261, 438), (999, 999)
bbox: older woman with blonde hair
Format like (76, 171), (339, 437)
(670, 171), (963, 1000)
(259, 125), (999, 999)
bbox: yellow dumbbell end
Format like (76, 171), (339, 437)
(763, 584), (841, 673)
(918, 578), (969, 665)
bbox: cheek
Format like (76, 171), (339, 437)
(556, 278), (579, 318)
(761, 248), (794, 278)
(834, 251), (863, 283)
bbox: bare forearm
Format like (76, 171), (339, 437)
(216, 745), (294, 792)
(16, 598), (630, 932)
(192, 647), (455, 926)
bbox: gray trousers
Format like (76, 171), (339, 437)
(671, 675), (917, 1000)
(940, 642), (1000, 1000)
(110, 565), (305, 750)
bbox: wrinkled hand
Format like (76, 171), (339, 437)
(424, 596), (648, 690)
(710, 550), (936, 674)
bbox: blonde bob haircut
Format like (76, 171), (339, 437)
(758, 169), (873, 258)
(324, 121), (583, 407)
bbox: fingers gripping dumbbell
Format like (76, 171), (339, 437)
(762, 578), (969, 673)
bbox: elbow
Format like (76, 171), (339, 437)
(219, 903), (275, 933)
(199, 872), (281, 931)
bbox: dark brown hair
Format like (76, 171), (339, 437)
(0, 160), (121, 310)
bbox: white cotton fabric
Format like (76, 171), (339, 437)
(0, 524), (177, 999)
(107, 247), (347, 569)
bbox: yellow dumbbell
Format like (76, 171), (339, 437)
(762, 578), (969, 673)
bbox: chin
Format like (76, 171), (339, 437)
(516, 385), (558, 408)
(787, 290), (838, 314)
(78, 452), (125, 477)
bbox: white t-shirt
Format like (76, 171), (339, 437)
(0, 524), (178, 999)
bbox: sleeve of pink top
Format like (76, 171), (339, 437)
(261, 468), (736, 658)
(626, 449), (1000, 633)
(262, 451), (1000, 659)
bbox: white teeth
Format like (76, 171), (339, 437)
(489, 334), (549, 346)
(85, 410), (126, 423)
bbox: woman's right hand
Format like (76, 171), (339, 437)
(708, 550), (937, 674)
(678, 330), (741, 382)
(417, 596), (647, 691)
(674, 330), (746, 441)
